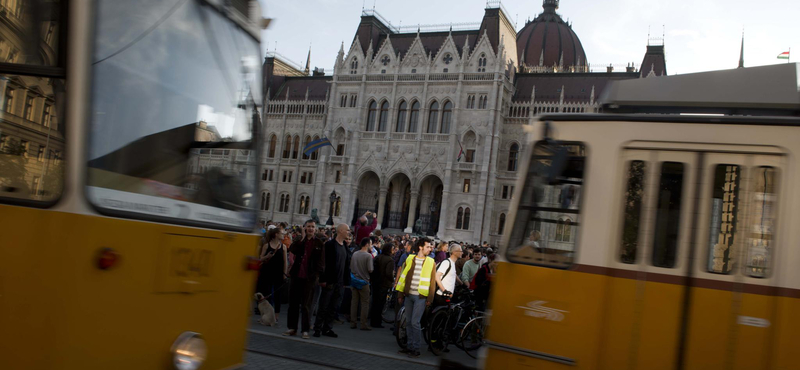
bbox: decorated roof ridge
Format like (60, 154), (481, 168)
(511, 72), (638, 102)
(375, 30), (480, 61)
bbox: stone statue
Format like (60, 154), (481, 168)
(310, 208), (321, 225)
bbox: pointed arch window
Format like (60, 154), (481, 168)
(378, 101), (389, 132)
(409, 101), (420, 133)
(498, 213), (506, 235)
(396, 100), (408, 132)
(261, 192), (271, 211)
(299, 196), (310, 215)
(366, 100), (377, 131)
(268, 135), (277, 158)
(302, 136), (311, 159)
(283, 135), (292, 159)
(508, 143), (519, 171)
(279, 194), (291, 213)
(427, 101), (439, 134)
(350, 58), (358, 74)
(334, 196), (342, 216)
(292, 135), (300, 159)
(478, 53), (487, 72)
(440, 101), (452, 134)
(311, 135), (320, 160)
(456, 207), (471, 230)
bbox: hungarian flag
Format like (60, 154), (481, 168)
(777, 51), (790, 59)
(456, 137), (465, 162)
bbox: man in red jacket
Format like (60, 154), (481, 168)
(353, 211), (377, 246)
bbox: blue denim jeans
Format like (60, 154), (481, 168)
(404, 294), (427, 352)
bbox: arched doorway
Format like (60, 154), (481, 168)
(383, 173), (411, 230)
(417, 175), (443, 236)
(355, 171), (380, 223)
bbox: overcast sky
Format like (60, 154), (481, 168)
(258, 0), (798, 76)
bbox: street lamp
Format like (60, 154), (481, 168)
(428, 199), (438, 236)
(326, 190), (337, 226)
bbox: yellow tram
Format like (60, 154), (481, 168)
(487, 63), (800, 370)
(0, 1), (266, 369)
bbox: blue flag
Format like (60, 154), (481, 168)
(303, 137), (334, 156)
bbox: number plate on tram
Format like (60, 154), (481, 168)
(155, 234), (220, 293)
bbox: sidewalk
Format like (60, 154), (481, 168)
(246, 314), (476, 368)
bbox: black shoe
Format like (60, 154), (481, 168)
(373, 324), (385, 328)
(322, 330), (338, 338)
(407, 351), (421, 358)
(398, 348), (412, 355)
(312, 330), (321, 338)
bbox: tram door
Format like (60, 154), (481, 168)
(682, 152), (782, 370)
(601, 148), (700, 370)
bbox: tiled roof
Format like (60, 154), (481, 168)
(272, 76), (332, 101)
(513, 72), (639, 102)
(640, 45), (667, 77)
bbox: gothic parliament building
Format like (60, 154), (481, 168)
(259, 0), (667, 244)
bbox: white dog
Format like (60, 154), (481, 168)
(254, 292), (276, 326)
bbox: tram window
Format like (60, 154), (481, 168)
(0, 0), (66, 205)
(707, 165), (741, 274)
(86, 0), (262, 231)
(506, 141), (585, 268)
(652, 162), (684, 268)
(620, 160), (646, 264)
(746, 166), (777, 278)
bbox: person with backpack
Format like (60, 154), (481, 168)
(433, 244), (462, 307)
(349, 238), (374, 330)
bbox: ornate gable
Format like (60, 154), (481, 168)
(343, 38), (366, 74)
(467, 30), (496, 72)
(431, 32), (461, 73)
(370, 36), (398, 74)
(398, 33), (429, 74)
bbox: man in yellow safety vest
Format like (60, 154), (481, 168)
(395, 237), (436, 358)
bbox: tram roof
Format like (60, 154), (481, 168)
(599, 63), (800, 116)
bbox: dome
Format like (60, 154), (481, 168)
(517, 0), (587, 70)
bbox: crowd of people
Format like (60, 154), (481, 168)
(254, 212), (499, 358)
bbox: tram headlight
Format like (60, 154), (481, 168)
(171, 332), (207, 370)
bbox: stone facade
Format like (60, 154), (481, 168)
(258, 2), (662, 244)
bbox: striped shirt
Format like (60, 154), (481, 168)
(409, 256), (425, 295)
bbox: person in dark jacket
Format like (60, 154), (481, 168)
(370, 243), (396, 328)
(313, 223), (350, 338)
(283, 220), (325, 339)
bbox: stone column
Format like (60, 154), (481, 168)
(404, 191), (419, 233)
(376, 187), (388, 230)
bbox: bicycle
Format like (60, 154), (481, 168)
(425, 287), (478, 356)
(394, 301), (431, 350)
(381, 288), (396, 324)
(459, 314), (486, 359)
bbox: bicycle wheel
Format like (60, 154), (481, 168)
(395, 306), (408, 349)
(382, 290), (395, 324)
(460, 316), (485, 359)
(426, 309), (450, 356)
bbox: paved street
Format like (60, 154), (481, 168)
(242, 314), (476, 369)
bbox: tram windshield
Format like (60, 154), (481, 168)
(87, 0), (261, 231)
(507, 141), (585, 267)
